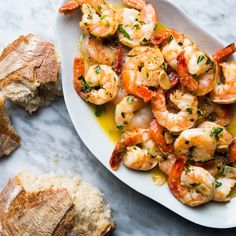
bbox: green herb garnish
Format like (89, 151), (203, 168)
(186, 108), (193, 114)
(95, 106), (105, 117)
(197, 55), (205, 64)
(126, 96), (134, 103)
(95, 65), (102, 74)
(118, 25), (131, 40)
(215, 180), (222, 188)
(210, 127), (223, 140)
(78, 76), (92, 93)
(101, 14), (108, 20)
(185, 166), (191, 174)
(169, 35), (174, 42)
(178, 42), (183, 46)
(127, 54), (137, 57)
(116, 125), (125, 130)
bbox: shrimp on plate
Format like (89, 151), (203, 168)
(174, 128), (217, 162)
(229, 139), (236, 163)
(213, 177), (236, 202)
(59, 0), (119, 38)
(122, 46), (177, 102)
(118, 0), (157, 47)
(73, 57), (119, 105)
(151, 89), (198, 132)
(168, 157), (215, 207)
(109, 128), (161, 171)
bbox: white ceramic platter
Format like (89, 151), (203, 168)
(56, 0), (236, 228)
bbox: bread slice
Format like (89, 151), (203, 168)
(0, 172), (115, 236)
(0, 34), (62, 113)
(0, 96), (20, 158)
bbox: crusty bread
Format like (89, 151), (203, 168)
(0, 34), (62, 113)
(0, 172), (115, 236)
(0, 95), (20, 158)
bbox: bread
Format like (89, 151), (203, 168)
(0, 172), (115, 236)
(0, 95), (20, 158)
(0, 34), (62, 113)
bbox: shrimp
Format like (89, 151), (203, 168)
(115, 95), (145, 130)
(118, 0), (157, 47)
(210, 62), (236, 104)
(158, 155), (176, 176)
(109, 128), (161, 171)
(229, 139), (236, 163)
(212, 43), (236, 63)
(198, 121), (233, 152)
(174, 128), (217, 162)
(177, 51), (218, 96)
(80, 1), (119, 37)
(122, 46), (166, 102)
(73, 57), (119, 105)
(213, 177), (236, 202)
(81, 35), (116, 66)
(151, 28), (195, 70)
(168, 157), (215, 207)
(151, 89), (198, 132)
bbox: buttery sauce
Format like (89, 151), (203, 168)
(228, 105), (236, 136)
(150, 167), (168, 186)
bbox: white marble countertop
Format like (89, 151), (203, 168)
(0, 0), (236, 235)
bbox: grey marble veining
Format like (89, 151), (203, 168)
(0, 0), (236, 235)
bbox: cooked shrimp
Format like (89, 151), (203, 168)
(212, 43), (236, 63)
(118, 0), (157, 47)
(109, 128), (161, 171)
(74, 58), (119, 105)
(122, 46), (165, 101)
(59, 0), (82, 14)
(213, 177), (236, 202)
(115, 95), (145, 130)
(151, 28), (194, 70)
(158, 155), (176, 176)
(174, 128), (217, 162)
(111, 86), (128, 105)
(81, 35), (116, 66)
(198, 121), (233, 152)
(168, 157), (215, 207)
(210, 62), (236, 104)
(177, 51), (218, 95)
(229, 139), (236, 163)
(151, 89), (198, 132)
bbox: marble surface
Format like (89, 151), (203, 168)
(0, 0), (236, 235)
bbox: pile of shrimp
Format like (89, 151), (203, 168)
(60, 0), (236, 207)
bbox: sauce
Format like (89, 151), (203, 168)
(228, 105), (236, 136)
(91, 103), (122, 142)
(150, 167), (168, 186)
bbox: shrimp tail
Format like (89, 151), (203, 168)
(73, 57), (85, 96)
(59, 0), (81, 14)
(229, 140), (236, 163)
(213, 43), (236, 63)
(177, 51), (198, 92)
(113, 44), (125, 76)
(168, 156), (186, 200)
(151, 31), (170, 46)
(109, 130), (141, 170)
(150, 119), (174, 154)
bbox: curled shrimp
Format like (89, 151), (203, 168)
(210, 62), (236, 104)
(177, 50), (218, 96)
(118, 0), (157, 47)
(168, 157), (215, 207)
(212, 43), (236, 63)
(174, 128), (217, 162)
(80, 1), (119, 37)
(81, 35), (117, 66)
(122, 46), (168, 102)
(115, 95), (146, 130)
(109, 128), (161, 171)
(151, 89), (198, 132)
(213, 177), (236, 202)
(198, 121), (233, 153)
(73, 57), (119, 105)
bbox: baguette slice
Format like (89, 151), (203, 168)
(0, 96), (20, 158)
(0, 34), (62, 113)
(0, 172), (115, 236)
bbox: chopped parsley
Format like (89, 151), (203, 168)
(215, 180), (222, 188)
(186, 108), (193, 114)
(78, 76), (92, 93)
(95, 106), (105, 117)
(116, 125), (125, 130)
(101, 14), (108, 20)
(197, 108), (203, 116)
(118, 25), (131, 40)
(178, 42), (183, 46)
(210, 127), (223, 140)
(95, 65), (102, 74)
(206, 57), (212, 65)
(162, 153), (168, 160)
(127, 54), (137, 57)
(190, 183), (200, 187)
(197, 55), (205, 64)
(142, 38), (149, 42)
(188, 158), (195, 165)
(169, 35), (174, 42)
(126, 96), (134, 103)
(185, 166), (191, 174)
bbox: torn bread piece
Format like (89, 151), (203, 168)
(0, 96), (20, 158)
(0, 172), (115, 236)
(0, 34), (62, 113)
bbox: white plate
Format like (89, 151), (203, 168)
(56, 0), (236, 228)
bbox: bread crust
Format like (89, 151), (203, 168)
(0, 96), (20, 158)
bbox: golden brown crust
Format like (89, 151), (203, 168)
(0, 177), (76, 236)
(0, 34), (60, 88)
(0, 97), (20, 158)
